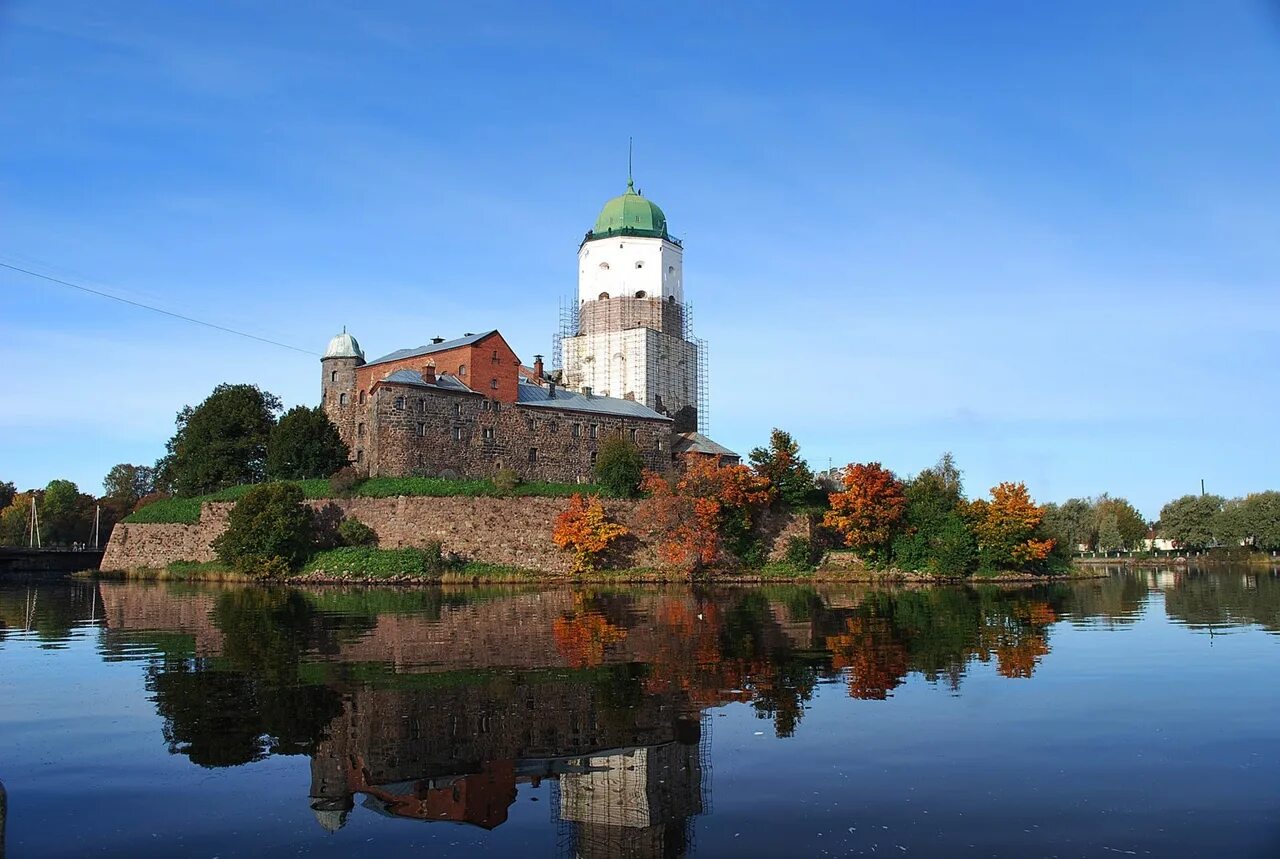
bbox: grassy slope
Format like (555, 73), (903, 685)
(123, 477), (607, 524)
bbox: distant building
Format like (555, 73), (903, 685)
(321, 177), (735, 483)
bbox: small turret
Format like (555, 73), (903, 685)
(321, 328), (365, 462)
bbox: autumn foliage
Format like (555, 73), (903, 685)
(552, 593), (627, 668)
(823, 462), (907, 560)
(551, 494), (629, 573)
(636, 456), (773, 572)
(969, 482), (1055, 571)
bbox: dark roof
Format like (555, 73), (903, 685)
(673, 431), (740, 459)
(365, 331), (499, 367)
(517, 378), (670, 421)
(378, 368), (477, 393)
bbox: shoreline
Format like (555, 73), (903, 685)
(81, 566), (1110, 587)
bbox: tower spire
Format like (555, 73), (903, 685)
(627, 137), (634, 191)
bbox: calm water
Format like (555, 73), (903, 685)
(1, 570), (1278, 858)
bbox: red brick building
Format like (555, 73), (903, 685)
(322, 329), (680, 483)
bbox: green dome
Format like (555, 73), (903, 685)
(587, 179), (671, 242)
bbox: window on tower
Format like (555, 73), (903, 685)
(635, 261), (644, 269)
(598, 292), (610, 300)
(634, 290), (647, 298)
(598, 262), (610, 270)
(339, 393), (348, 406)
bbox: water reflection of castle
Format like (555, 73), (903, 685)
(90, 578), (1178, 855)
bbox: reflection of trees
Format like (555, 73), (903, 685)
(1164, 571), (1280, 633)
(552, 592), (628, 668)
(827, 616), (909, 699)
(147, 589), (347, 767)
(1056, 575), (1148, 628)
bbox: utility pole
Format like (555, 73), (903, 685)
(1200, 478), (1205, 497)
(92, 504), (101, 549)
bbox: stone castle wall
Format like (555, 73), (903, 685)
(101, 496), (811, 574)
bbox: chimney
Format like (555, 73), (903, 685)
(581, 386), (592, 397)
(533, 354), (544, 380)
(430, 336), (445, 344)
(422, 363), (436, 384)
(548, 380), (557, 398)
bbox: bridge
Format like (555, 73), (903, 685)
(0, 547), (104, 575)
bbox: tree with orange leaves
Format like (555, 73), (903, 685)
(969, 482), (1057, 573)
(822, 462), (907, 563)
(637, 456), (773, 572)
(552, 494), (629, 574)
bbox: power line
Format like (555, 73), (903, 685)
(0, 260), (320, 357)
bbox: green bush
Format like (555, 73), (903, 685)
(595, 436), (645, 498)
(329, 466), (362, 498)
(493, 468), (521, 493)
(784, 536), (817, 571)
(303, 543), (452, 577)
(211, 483), (315, 576)
(337, 516), (377, 547)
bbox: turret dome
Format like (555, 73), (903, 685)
(587, 179), (671, 243)
(324, 330), (363, 360)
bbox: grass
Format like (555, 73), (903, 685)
(92, 559), (252, 582)
(123, 477), (609, 524)
(302, 546), (448, 577)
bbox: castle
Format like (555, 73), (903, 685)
(321, 177), (737, 483)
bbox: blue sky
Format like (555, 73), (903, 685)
(2, 1), (1278, 518)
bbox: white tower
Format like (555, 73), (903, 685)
(562, 177), (700, 432)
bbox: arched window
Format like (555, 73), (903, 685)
(667, 295), (676, 304)
(635, 261), (644, 269)
(339, 393), (348, 406)
(634, 290), (647, 298)
(359, 390), (366, 404)
(458, 363), (467, 376)
(330, 370), (337, 383)
(598, 261), (610, 270)
(598, 292), (610, 300)
(668, 265), (675, 275)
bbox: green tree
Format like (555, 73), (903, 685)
(1241, 491), (1280, 551)
(748, 429), (816, 507)
(266, 406), (349, 480)
(890, 453), (976, 576)
(0, 493), (34, 546)
(162, 384), (283, 496)
(212, 483), (314, 575)
(1211, 498), (1248, 548)
(1159, 494), (1224, 549)
(102, 464), (156, 509)
(1042, 498), (1095, 551)
(0, 480), (15, 511)
(41, 480), (94, 546)
(1094, 495), (1147, 551)
(595, 435), (645, 498)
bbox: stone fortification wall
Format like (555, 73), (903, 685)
(101, 496), (810, 574)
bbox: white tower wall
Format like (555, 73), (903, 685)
(578, 237), (683, 304)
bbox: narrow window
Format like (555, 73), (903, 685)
(416, 422), (425, 437)
(483, 427), (495, 440)
(629, 428), (638, 443)
(490, 378), (498, 390)
(339, 392), (348, 406)
(491, 349), (498, 362)
(357, 422), (365, 437)
(482, 400), (491, 411)
(330, 370), (337, 382)
(493, 401), (501, 413)
(571, 423), (581, 439)
(356, 449), (363, 463)
(527, 417), (536, 431)
(656, 439), (663, 451)
(589, 424), (598, 439)
(458, 363), (467, 376)
(394, 396), (405, 410)
(418, 399), (426, 414)
(453, 427), (463, 441)
(452, 402), (462, 418)
(528, 447), (538, 463)
(590, 451), (598, 466)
